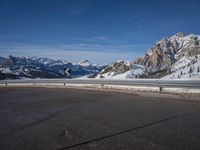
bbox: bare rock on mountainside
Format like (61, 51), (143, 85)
(99, 61), (131, 75)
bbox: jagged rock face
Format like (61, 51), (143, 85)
(134, 33), (200, 73)
(134, 39), (175, 72)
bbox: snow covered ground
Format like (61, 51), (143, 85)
(95, 68), (144, 79)
(162, 55), (200, 80)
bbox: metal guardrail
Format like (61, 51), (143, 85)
(0, 79), (200, 90)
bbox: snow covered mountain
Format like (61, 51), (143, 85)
(0, 55), (105, 80)
(96, 32), (200, 79)
(134, 32), (200, 79)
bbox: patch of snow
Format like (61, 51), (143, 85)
(96, 68), (145, 79)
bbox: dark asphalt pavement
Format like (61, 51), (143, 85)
(0, 87), (200, 150)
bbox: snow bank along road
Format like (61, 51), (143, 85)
(0, 87), (200, 150)
(1, 79), (200, 90)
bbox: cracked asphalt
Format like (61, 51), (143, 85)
(0, 87), (200, 150)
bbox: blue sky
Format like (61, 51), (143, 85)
(0, 0), (200, 64)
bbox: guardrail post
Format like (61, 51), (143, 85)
(33, 82), (36, 86)
(5, 83), (7, 86)
(101, 83), (104, 88)
(159, 87), (162, 93)
(158, 80), (163, 94)
(64, 83), (66, 86)
(157, 80), (162, 93)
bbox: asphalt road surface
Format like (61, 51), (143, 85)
(0, 87), (200, 150)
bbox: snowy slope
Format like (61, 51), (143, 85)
(162, 55), (200, 79)
(96, 68), (144, 79)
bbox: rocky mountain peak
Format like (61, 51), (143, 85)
(77, 60), (92, 67)
(134, 33), (200, 74)
(175, 32), (185, 37)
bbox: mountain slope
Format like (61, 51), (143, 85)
(162, 54), (200, 79)
(96, 60), (145, 79)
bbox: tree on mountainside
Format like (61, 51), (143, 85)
(189, 67), (193, 74)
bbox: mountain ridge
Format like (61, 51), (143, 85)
(0, 55), (105, 80)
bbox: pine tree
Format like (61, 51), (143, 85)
(188, 51), (191, 56)
(198, 67), (200, 73)
(180, 71), (183, 75)
(189, 67), (193, 74)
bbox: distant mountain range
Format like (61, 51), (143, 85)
(1, 32), (200, 80)
(0, 56), (105, 80)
